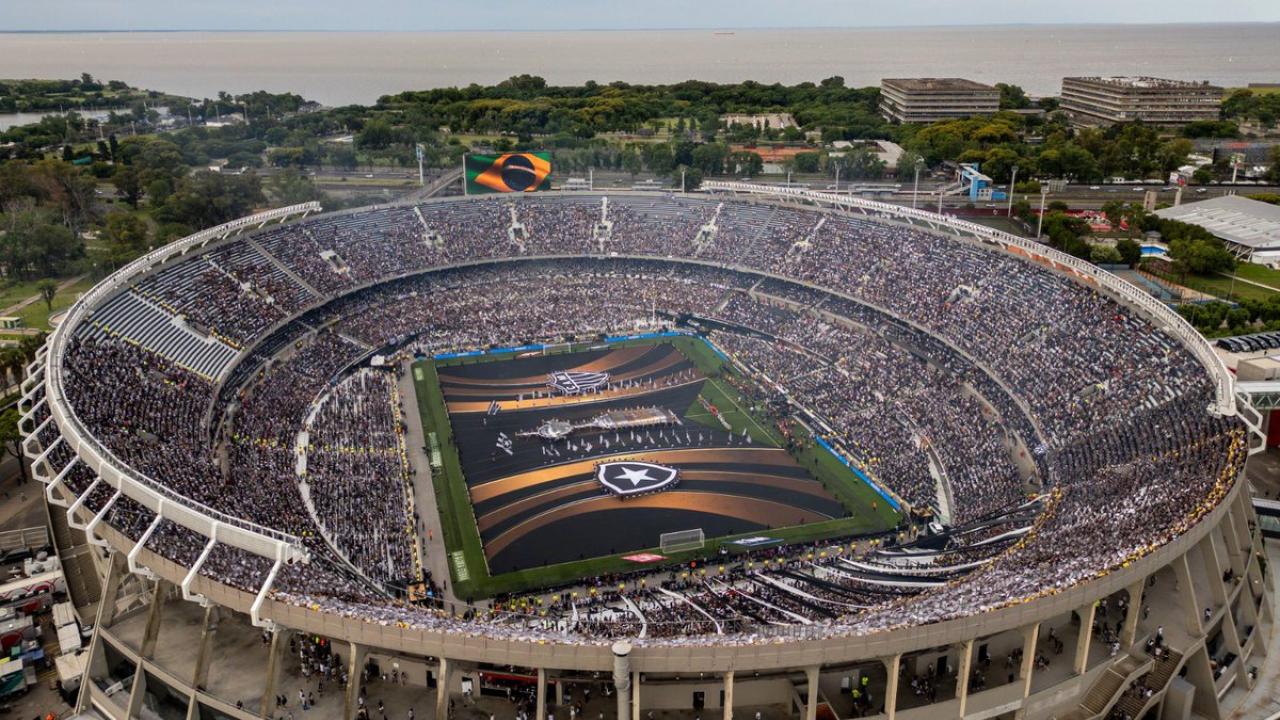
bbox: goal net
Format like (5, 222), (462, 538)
(660, 528), (705, 554)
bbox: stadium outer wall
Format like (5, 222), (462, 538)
(18, 190), (1273, 720)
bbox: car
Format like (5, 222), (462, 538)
(364, 173), (374, 178)
(1133, 187), (1145, 192)
(1196, 188), (1209, 194)
(1107, 189), (1119, 193)
(1089, 186), (1101, 190)
(1161, 186), (1174, 191)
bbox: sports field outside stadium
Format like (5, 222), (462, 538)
(411, 333), (901, 599)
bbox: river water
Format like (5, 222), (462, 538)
(1, 25), (1276, 108)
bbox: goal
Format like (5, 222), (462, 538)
(660, 528), (705, 554)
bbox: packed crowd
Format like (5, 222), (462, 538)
(42, 194), (1246, 647)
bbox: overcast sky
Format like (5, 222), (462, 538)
(4, 0), (1279, 31)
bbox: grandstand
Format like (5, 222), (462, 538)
(17, 189), (1269, 720)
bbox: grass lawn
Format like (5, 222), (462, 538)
(1147, 267), (1280, 303)
(1231, 263), (1280, 292)
(683, 376), (783, 446)
(0, 277), (95, 344)
(412, 334), (901, 599)
(0, 278), (73, 312)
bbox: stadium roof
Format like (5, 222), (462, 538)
(1155, 195), (1280, 253)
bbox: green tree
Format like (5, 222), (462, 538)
(620, 147), (642, 177)
(641, 144), (675, 176)
(1168, 236), (1235, 280)
(896, 151), (924, 179)
(728, 151), (764, 177)
(996, 83), (1031, 110)
(1090, 244), (1123, 265)
(266, 168), (326, 205)
(0, 210), (83, 279)
(792, 152), (821, 174)
(37, 279), (57, 312)
(0, 408), (27, 484)
(111, 165), (143, 208)
(680, 165), (703, 191)
(1115, 238), (1142, 267)
(690, 143), (728, 175)
(1227, 306), (1252, 333)
(156, 171), (265, 230)
(357, 119), (395, 150)
(103, 212), (150, 265)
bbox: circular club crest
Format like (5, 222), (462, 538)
(595, 461), (680, 497)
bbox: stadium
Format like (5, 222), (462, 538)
(17, 182), (1270, 720)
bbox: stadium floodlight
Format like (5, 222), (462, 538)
(912, 158), (924, 209)
(1008, 165), (1020, 218)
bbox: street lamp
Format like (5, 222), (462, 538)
(912, 158), (924, 210)
(1007, 165), (1019, 218)
(1036, 189), (1048, 240)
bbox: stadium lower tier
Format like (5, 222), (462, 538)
(21, 191), (1267, 720)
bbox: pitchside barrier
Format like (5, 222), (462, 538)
(660, 528), (705, 554)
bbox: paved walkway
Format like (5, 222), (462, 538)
(398, 360), (461, 610)
(0, 274), (87, 318)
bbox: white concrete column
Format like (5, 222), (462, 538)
(436, 657), (452, 720)
(345, 642), (369, 720)
(883, 655), (900, 720)
(1019, 624), (1040, 700)
(955, 639), (974, 717)
(1220, 508), (1246, 574)
(95, 550), (128, 629)
(613, 641), (633, 720)
(126, 667), (147, 720)
(804, 666), (819, 720)
(1175, 554), (1205, 636)
(77, 551), (127, 715)
(1121, 580), (1144, 650)
(191, 605), (218, 691)
(631, 671), (640, 720)
(722, 671), (734, 720)
(536, 668), (547, 720)
(1074, 602), (1095, 675)
(139, 578), (169, 659)
(1204, 535), (1231, 607)
(260, 628), (292, 719)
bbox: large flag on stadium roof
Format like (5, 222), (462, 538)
(465, 152), (552, 194)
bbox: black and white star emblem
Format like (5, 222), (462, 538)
(595, 461), (679, 497)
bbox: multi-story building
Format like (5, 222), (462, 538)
(1060, 76), (1224, 127)
(879, 78), (1000, 123)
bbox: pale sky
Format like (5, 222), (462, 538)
(3, 0), (1279, 31)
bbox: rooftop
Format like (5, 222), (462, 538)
(1155, 195), (1280, 251)
(1065, 76), (1221, 90)
(881, 78), (996, 93)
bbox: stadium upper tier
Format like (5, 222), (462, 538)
(22, 189), (1246, 651)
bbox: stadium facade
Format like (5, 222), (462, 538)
(18, 185), (1272, 720)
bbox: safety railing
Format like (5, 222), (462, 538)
(34, 203), (321, 564)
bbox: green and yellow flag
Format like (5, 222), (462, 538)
(465, 152), (553, 194)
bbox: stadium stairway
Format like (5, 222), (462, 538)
(1061, 652), (1153, 720)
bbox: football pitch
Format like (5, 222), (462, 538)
(411, 333), (901, 599)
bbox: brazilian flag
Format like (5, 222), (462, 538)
(465, 153), (553, 194)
